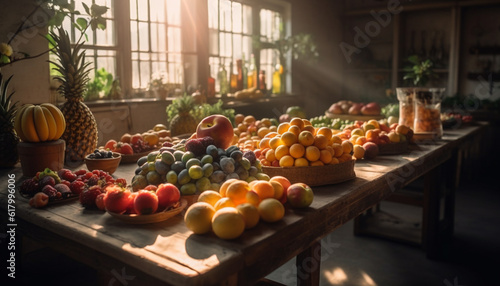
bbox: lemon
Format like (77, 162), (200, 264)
(236, 203), (260, 229)
(212, 207), (245, 239)
(184, 202), (216, 234)
(258, 198), (285, 223)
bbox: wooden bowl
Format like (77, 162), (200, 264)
(85, 152), (122, 174)
(107, 199), (187, 224)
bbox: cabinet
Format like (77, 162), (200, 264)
(340, 1), (461, 103)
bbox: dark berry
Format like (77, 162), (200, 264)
(42, 185), (59, 200)
(185, 139), (205, 157)
(54, 183), (72, 198)
(87, 175), (99, 186)
(39, 176), (56, 188)
(201, 136), (215, 148)
(243, 150), (257, 165)
(19, 178), (40, 197)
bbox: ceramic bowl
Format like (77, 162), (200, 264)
(85, 152), (122, 174)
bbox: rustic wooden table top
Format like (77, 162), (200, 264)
(0, 122), (487, 286)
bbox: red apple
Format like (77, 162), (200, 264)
(156, 183), (181, 209)
(103, 185), (132, 214)
(328, 103), (343, 114)
(134, 190), (159, 215)
(361, 102), (381, 115)
(287, 183), (314, 208)
(196, 115), (234, 149)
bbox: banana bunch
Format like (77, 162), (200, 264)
(14, 103), (66, 142)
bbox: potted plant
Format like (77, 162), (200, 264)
(398, 55), (445, 138)
(84, 67), (114, 101)
(148, 72), (169, 99)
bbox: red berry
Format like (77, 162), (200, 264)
(19, 178), (40, 197)
(87, 175), (99, 186)
(79, 185), (102, 209)
(75, 169), (87, 176)
(70, 180), (86, 195)
(115, 178), (127, 188)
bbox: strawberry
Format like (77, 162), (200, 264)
(87, 175), (99, 186)
(70, 180), (86, 195)
(115, 178), (127, 188)
(79, 185), (103, 209)
(75, 169), (87, 176)
(19, 178), (40, 197)
(103, 185), (132, 214)
(60, 169), (77, 182)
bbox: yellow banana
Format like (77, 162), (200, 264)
(41, 106), (57, 140)
(21, 105), (40, 142)
(14, 104), (31, 142)
(40, 103), (66, 140)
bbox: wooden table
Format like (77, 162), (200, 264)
(0, 122), (487, 286)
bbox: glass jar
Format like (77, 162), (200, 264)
(413, 88), (445, 138)
(396, 87), (415, 128)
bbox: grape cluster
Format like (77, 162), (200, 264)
(131, 137), (267, 195)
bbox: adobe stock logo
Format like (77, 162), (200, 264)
(340, 0), (404, 64)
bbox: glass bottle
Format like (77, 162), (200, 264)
(207, 65), (215, 98)
(396, 87), (415, 128)
(259, 70), (266, 93)
(229, 60), (238, 93)
(217, 60), (229, 97)
(247, 54), (256, 88)
(413, 88), (445, 138)
(236, 59), (243, 91)
(242, 54), (248, 89)
(272, 63), (281, 94)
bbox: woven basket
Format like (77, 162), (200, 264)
(262, 159), (356, 186)
(378, 141), (409, 155)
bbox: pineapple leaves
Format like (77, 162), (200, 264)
(0, 74), (18, 119)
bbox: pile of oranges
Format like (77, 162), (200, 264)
(184, 176), (294, 240)
(255, 117), (354, 167)
(232, 114), (277, 151)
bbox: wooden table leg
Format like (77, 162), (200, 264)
(422, 164), (441, 259)
(296, 240), (321, 286)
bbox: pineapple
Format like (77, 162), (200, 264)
(51, 27), (97, 162)
(168, 95), (198, 136)
(0, 73), (20, 167)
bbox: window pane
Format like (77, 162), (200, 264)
(167, 0), (181, 25)
(150, 0), (165, 22)
(131, 22), (139, 50)
(137, 0), (149, 20)
(220, 0), (231, 32)
(168, 27), (181, 52)
(243, 5), (252, 34)
(209, 29), (219, 56)
(219, 32), (232, 57)
(232, 2), (241, 33)
(138, 22), (149, 51)
(96, 19), (114, 46)
(130, 0), (138, 20)
(232, 34), (242, 60)
(208, 0), (218, 29)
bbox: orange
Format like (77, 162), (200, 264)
(355, 136), (367, 146)
(367, 119), (380, 130)
(245, 190), (261, 207)
(212, 207), (245, 239)
(289, 143), (305, 158)
(305, 146), (321, 162)
(214, 197), (236, 211)
(316, 127), (333, 141)
(269, 176), (291, 193)
(243, 115), (256, 125)
(294, 157), (309, 166)
(234, 114), (245, 125)
(236, 203), (260, 229)
(349, 134), (360, 144)
(197, 190), (223, 207)
(269, 125), (277, 133)
(219, 178), (238, 197)
(341, 140), (353, 154)
(302, 118), (312, 126)
(260, 118), (272, 127)
(279, 155), (294, 167)
(298, 130), (314, 146)
(269, 136), (283, 149)
(313, 134), (329, 150)
(330, 135), (343, 145)
(310, 160), (324, 166)
(258, 137), (271, 149)
(265, 149), (276, 162)
(257, 127), (270, 138)
(288, 125), (301, 137)
(320, 149), (333, 164)
(184, 202), (216, 234)
(270, 181), (285, 200)
(264, 131), (279, 139)
(274, 145), (289, 160)
(277, 122), (290, 134)
(339, 153), (353, 163)
(252, 180), (275, 200)
(225, 181), (251, 205)
(289, 117), (305, 130)
(353, 145), (365, 159)
(281, 131), (298, 147)
(330, 157), (340, 165)
(351, 128), (364, 137)
(258, 198), (285, 223)
(303, 125), (316, 135)
(331, 143), (344, 157)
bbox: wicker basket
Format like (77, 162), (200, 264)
(262, 159), (356, 186)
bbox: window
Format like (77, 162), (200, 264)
(59, 0), (290, 99)
(208, 0), (290, 93)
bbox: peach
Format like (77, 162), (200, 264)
(156, 183), (181, 209)
(287, 183), (314, 208)
(362, 142), (379, 159)
(196, 115), (235, 149)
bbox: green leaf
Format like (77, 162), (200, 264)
(91, 4), (109, 17)
(82, 2), (90, 15)
(76, 18), (88, 31)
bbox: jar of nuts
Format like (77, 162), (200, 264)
(396, 87), (415, 129)
(413, 88), (445, 138)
